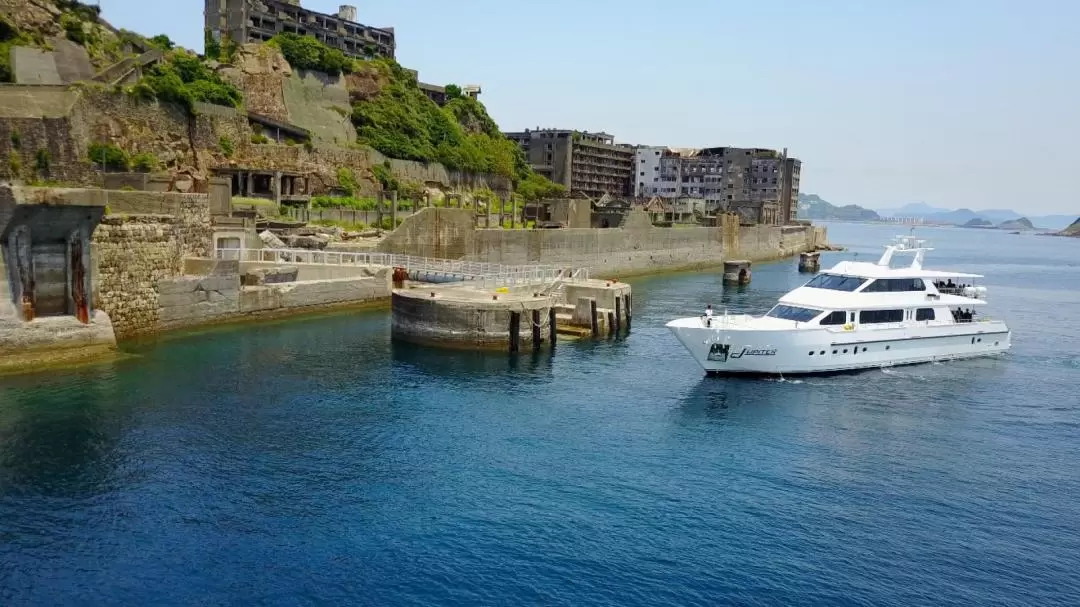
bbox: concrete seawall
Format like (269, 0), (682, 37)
(378, 208), (827, 277)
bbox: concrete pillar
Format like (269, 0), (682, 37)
(391, 191), (398, 229)
(8, 225), (34, 321)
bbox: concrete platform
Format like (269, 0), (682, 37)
(391, 278), (633, 351)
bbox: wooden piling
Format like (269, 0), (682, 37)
(626, 294), (632, 329)
(615, 296), (622, 334)
(509, 311), (521, 353)
(532, 309), (541, 350)
(608, 312), (615, 337)
(590, 300), (599, 337)
(549, 307), (557, 347)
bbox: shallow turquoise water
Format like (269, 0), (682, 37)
(1, 223), (1079, 605)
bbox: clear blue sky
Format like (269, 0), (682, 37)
(98, 0), (1078, 215)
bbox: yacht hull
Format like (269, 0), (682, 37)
(666, 319), (1011, 376)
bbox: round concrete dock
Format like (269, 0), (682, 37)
(391, 279), (633, 351)
(392, 287), (556, 351)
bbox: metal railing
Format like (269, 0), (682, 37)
(214, 247), (574, 289)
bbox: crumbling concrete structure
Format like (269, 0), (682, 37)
(0, 184), (116, 372)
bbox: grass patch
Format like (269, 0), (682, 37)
(311, 219), (368, 231)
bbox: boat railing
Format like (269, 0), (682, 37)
(936, 287), (987, 300)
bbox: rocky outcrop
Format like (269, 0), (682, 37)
(0, 0), (62, 39)
(1057, 218), (1080, 237)
(217, 44), (292, 123)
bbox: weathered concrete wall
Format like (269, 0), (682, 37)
(157, 265), (391, 332)
(379, 208), (826, 276)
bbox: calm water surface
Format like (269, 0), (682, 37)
(2, 223), (1079, 606)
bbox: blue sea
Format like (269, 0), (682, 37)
(2, 223), (1079, 606)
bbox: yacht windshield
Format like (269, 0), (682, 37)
(766, 305), (823, 322)
(804, 274), (865, 292)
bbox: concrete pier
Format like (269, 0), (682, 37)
(723, 260), (752, 285)
(391, 278), (632, 351)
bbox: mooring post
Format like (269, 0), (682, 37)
(608, 311), (615, 337)
(532, 309), (541, 350)
(590, 300), (599, 337)
(627, 293), (632, 329)
(615, 296), (622, 334)
(549, 307), (557, 347)
(509, 311), (521, 353)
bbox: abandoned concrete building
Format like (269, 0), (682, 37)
(504, 129), (635, 199)
(204, 0), (396, 59)
(633, 146), (802, 225)
(215, 167), (312, 207)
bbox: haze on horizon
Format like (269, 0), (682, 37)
(100, 0), (1078, 215)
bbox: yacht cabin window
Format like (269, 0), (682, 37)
(915, 308), (936, 321)
(859, 309), (904, 324)
(819, 311), (847, 326)
(861, 278), (926, 293)
(804, 274), (866, 292)
(766, 305), (823, 322)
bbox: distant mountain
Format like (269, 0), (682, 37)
(797, 194), (880, 221)
(877, 202), (952, 217)
(872, 203), (1075, 230)
(997, 217), (1035, 231)
(963, 218), (994, 228)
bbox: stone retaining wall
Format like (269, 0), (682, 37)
(90, 192), (212, 339)
(379, 208), (828, 276)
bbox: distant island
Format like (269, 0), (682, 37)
(962, 217), (1035, 230)
(797, 194), (880, 221)
(996, 217), (1035, 231)
(873, 203), (1074, 231)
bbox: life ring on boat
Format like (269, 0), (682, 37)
(843, 323), (854, 331)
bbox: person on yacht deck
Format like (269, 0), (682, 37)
(704, 305), (713, 327)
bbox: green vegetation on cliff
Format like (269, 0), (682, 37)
(269, 33), (354, 76)
(259, 34), (563, 198)
(348, 57), (564, 199)
(132, 50), (243, 115)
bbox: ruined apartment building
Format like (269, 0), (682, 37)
(635, 146), (802, 224)
(204, 0), (395, 59)
(504, 129), (634, 198)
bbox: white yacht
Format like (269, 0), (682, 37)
(666, 236), (1011, 375)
